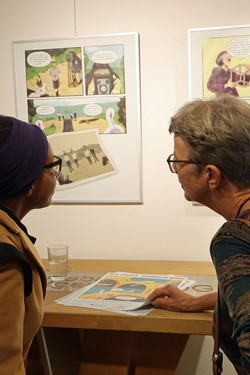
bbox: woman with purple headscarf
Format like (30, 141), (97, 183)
(0, 116), (62, 375)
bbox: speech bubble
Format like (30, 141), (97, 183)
(36, 106), (55, 115)
(227, 38), (250, 58)
(83, 103), (102, 116)
(92, 50), (117, 64)
(27, 51), (51, 67)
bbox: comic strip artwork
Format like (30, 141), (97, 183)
(55, 272), (190, 316)
(202, 35), (250, 99)
(25, 45), (126, 189)
(84, 45), (125, 96)
(26, 46), (126, 134)
(26, 47), (83, 97)
(28, 96), (126, 135)
(48, 129), (117, 190)
(13, 34), (141, 203)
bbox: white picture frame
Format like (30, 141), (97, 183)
(12, 32), (142, 204)
(188, 24), (250, 101)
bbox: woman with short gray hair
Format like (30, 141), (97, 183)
(150, 95), (250, 374)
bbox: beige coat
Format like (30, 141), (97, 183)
(0, 209), (46, 375)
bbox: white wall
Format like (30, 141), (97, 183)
(1, 0), (246, 373)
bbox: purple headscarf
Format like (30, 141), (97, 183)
(0, 117), (48, 199)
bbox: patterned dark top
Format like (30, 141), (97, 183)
(211, 212), (250, 375)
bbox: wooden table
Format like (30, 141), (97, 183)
(28, 260), (216, 375)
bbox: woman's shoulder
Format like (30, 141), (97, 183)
(212, 217), (250, 246)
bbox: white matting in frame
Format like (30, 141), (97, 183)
(12, 32), (142, 204)
(188, 24), (250, 100)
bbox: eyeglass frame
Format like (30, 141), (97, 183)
(44, 155), (62, 177)
(166, 153), (203, 173)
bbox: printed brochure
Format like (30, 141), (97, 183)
(56, 272), (195, 316)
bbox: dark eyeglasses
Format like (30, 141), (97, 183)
(166, 153), (202, 173)
(44, 155), (62, 177)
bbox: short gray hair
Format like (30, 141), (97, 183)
(169, 95), (250, 188)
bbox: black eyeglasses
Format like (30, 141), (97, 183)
(44, 155), (62, 177)
(166, 153), (202, 173)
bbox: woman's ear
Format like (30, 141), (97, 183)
(26, 184), (35, 197)
(205, 165), (223, 190)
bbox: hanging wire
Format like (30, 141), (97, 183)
(73, 0), (78, 37)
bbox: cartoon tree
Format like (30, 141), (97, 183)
(117, 97), (126, 128)
(27, 100), (36, 123)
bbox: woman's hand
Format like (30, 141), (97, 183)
(225, 80), (238, 88)
(148, 285), (217, 312)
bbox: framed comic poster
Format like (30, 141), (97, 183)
(188, 25), (250, 101)
(12, 32), (142, 204)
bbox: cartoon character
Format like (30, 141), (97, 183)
(86, 63), (121, 95)
(207, 50), (250, 97)
(49, 56), (62, 96)
(104, 108), (124, 134)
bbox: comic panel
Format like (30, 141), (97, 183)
(26, 47), (83, 98)
(48, 129), (117, 190)
(27, 96), (126, 134)
(84, 44), (125, 95)
(202, 35), (250, 99)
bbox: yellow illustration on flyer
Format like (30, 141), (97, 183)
(56, 272), (192, 316)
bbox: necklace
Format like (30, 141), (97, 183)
(234, 196), (250, 219)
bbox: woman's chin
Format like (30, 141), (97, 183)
(183, 192), (192, 201)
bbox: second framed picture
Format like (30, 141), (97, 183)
(188, 24), (250, 102)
